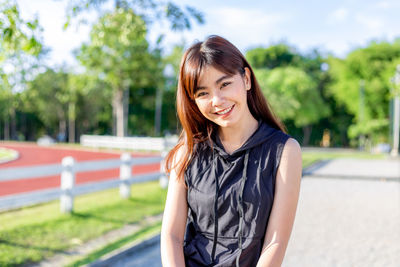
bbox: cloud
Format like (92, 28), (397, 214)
(355, 14), (385, 32)
(327, 8), (349, 24)
(209, 7), (287, 30)
(148, 7), (290, 53)
(374, 1), (392, 9)
(206, 7), (290, 49)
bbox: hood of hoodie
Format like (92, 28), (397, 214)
(211, 120), (278, 159)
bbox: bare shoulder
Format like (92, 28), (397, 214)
(282, 138), (301, 158)
(284, 137), (301, 154)
(279, 138), (302, 178)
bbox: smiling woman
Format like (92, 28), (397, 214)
(160, 35), (302, 267)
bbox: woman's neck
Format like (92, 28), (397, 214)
(218, 116), (259, 154)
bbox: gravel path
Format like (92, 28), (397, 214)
(283, 176), (400, 267)
(304, 158), (400, 180)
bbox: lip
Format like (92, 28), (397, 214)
(214, 105), (234, 116)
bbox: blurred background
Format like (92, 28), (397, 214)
(0, 0), (399, 266)
(1, 0), (400, 149)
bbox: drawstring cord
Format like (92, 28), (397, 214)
(236, 151), (249, 267)
(211, 149), (219, 264)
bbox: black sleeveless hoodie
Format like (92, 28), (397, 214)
(183, 121), (290, 267)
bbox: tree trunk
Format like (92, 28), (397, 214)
(4, 113), (10, 140)
(155, 87), (163, 136)
(68, 102), (75, 143)
(10, 107), (17, 140)
(302, 125), (313, 146)
(59, 119), (67, 142)
(21, 112), (27, 141)
(123, 88), (129, 137)
(112, 88), (125, 137)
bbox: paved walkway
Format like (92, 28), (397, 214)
(304, 157), (400, 180)
(86, 158), (400, 266)
(283, 177), (400, 267)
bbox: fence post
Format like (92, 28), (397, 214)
(159, 137), (169, 188)
(60, 156), (75, 213)
(120, 153), (131, 199)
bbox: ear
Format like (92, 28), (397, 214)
(244, 67), (251, 90)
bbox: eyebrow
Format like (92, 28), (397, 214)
(196, 74), (232, 91)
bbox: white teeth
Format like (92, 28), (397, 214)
(216, 105), (233, 115)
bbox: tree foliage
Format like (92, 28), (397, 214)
(64, 0), (204, 32)
(0, 0), (43, 140)
(0, 0), (42, 59)
(24, 69), (69, 137)
(246, 43), (301, 69)
(327, 40), (400, 143)
(247, 44), (331, 145)
(255, 67), (330, 127)
(77, 8), (162, 136)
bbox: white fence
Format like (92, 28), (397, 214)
(0, 153), (168, 213)
(80, 135), (178, 151)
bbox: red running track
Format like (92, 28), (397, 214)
(0, 142), (161, 197)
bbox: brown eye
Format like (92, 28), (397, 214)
(221, 82), (231, 88)
(196, 91), (208, 98)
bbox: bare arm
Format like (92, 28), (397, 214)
(256, 138), (302, 267)
(160, 149), (188, 267)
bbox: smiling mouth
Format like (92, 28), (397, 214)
(215, 105), (234, 115)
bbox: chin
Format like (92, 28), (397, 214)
(215, 119), (236, 128)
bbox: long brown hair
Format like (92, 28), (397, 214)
(165, 35), (286, 181)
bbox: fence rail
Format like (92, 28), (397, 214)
(0, 157), (162, 182)
(0, 153), (167, 213)
(80, 135), (178, 151)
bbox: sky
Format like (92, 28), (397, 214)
(17, 0), (400, 67)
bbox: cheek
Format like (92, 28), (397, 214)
(195, 100), (209, 116)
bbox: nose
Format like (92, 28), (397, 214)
(211, 90), (225, 107)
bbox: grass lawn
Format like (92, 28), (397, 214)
(66, 220), (162, 267)
(0, 181), (167, 266)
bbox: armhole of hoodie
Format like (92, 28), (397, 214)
(184, 166), (192, 189)
(272, 133), (291, 187)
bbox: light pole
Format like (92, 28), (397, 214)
(390, 65), (400, 157)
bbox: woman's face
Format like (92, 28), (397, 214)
(194, 66), (252, 129)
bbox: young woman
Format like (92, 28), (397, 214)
(161, 35), (302, 267)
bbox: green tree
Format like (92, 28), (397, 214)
(327, 40), (400, 145)
(246, 43), (301, 69)
(71, 73), (112, 138)
(70, 0), (203, 137)
(160, 44), (184, 134)
(255, 67), (330, 145)
(0, 1), (42, 59)
(63, 0), (204, 33)
(25, 69), (69, 140)
(77, 8), (162, 137)
(0, 1), (43, 140)
(0, 74), (13, 139)
(66, 73), (108, 142)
